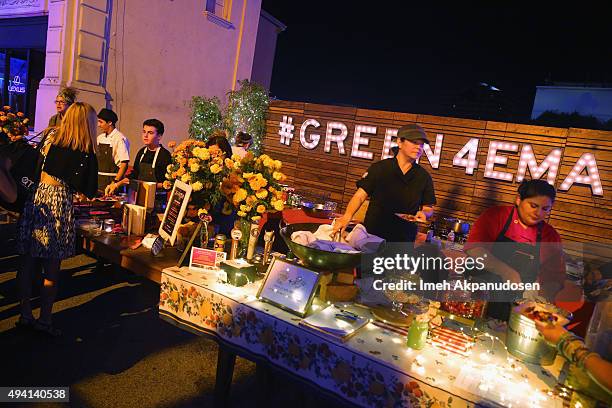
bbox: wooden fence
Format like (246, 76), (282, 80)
(263, 100), (611, 250)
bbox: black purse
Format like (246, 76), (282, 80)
(0, 130), (49, 212)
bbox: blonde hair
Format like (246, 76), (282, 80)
(53, 102), (97, 153)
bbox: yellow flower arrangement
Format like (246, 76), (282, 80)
(221, 152), (287, 222)
(165, 139), (230, 210)
(0, 106), (29, 142)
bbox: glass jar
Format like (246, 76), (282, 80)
(407, 319), (429, 350)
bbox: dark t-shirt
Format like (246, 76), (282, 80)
(357, 158), (436, 242)
(129, 145), (172, 183)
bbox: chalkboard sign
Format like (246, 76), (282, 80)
(158, 180), (192, 246)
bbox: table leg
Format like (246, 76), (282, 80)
(256, 363), (273, 407)
(214, 346), (236, 407)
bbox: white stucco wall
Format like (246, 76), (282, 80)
(105, 0), (262, 157)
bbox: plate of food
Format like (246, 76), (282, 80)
(516, 301), (570, 326)
(395, 213), (429, 224)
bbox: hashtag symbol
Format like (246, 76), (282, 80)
(278, 115), (294, 145)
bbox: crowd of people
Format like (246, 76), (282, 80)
(1, 86), (252, 336)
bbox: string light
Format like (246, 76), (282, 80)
(188, 96), (223, 141)
(225, 79), (268, 155)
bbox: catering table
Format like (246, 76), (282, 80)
(159, 266), (572, 408)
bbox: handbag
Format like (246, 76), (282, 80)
(0, 130), (49, 212)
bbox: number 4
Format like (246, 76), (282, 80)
(453, 138), (479, 175)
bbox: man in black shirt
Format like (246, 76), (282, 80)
(105, 118), (172, 195)
(333, 124), (436, 243)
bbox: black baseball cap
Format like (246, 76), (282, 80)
(97, 108), (118, 124)
(396, 124), (430, 144)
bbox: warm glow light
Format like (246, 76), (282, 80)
(351, 125), (375, 159)
(381, 128), (398, 159)
(559, 153), (604, 195)
(278, 115), (295, 145)
(324, 122), (348, 154)
(299, 119), (321, 150)
(453, 138), (479, 175)
(516, 144), (561, 184)
(484, 140), (518, 181)
(422, 133), (444, 169)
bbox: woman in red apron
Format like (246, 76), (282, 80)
(465, 179), (565, 320)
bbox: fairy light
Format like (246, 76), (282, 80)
(351, 125), (375, 160)
(324, 122), (348, 154)
(484, 141), (518, 181)
(422, 133), (444, 169)
(559, 152), (604, 196)
(453, 138), (479, 175)
(299, 119), (321, 150)
(381, 128), (398, 159)
(516, 144), (561, 184)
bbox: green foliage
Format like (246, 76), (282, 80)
(188, 96), (223, 141)
(224, 79), (269, 155)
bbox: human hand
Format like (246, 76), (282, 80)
(332, 215), (350, 238)
(104, 182), (116, 197)
(534, 320), (567, 345)
(415, 211), (427, 222)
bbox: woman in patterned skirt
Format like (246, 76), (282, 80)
(16, 102), (98, 336)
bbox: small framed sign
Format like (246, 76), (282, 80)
(256, 258), (320, 317)
(158, 180), (192, 246)
(190, 247), (227, 271)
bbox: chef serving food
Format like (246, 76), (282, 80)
(465, 179), (565, 319)
(332, 124), (436, 245)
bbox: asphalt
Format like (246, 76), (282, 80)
(0, 224), (338, 408)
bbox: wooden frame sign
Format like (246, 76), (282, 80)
(158, 180), (192, 246)
(257, 258), (320, 317)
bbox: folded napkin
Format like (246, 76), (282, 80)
(308, 240), (359, 253)
(313, 224), (336, 240)
(345, 224), (385, 253)
(291, 230), (316, 246)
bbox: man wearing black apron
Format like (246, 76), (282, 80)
(105, 119), (172, 199)
(465, 180), (565, 320)
(97, 109), (130, 193)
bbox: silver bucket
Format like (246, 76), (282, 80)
(506, 301), (571, 366)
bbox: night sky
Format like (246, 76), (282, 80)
(261, 2), (612, 121)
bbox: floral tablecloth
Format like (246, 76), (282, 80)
(159, 267), (570, 408)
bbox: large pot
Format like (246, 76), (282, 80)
(506, 301), (572, 366)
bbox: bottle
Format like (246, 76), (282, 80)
(229, 221), (242, 260)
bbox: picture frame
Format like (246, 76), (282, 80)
(158, 179), (192, 246)
(256, 258), (320, 317)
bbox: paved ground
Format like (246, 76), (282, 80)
(0, 224), (338, 408)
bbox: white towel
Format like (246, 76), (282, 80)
(291, 231), (316, 246)
(346, 224), (385, 253)
(308, 240), (359, 253)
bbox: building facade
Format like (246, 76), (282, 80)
(0, 0), (283, 156)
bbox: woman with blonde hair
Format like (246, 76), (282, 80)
(16, 102), (98, 336)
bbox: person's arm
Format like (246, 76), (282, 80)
(416, 205), (434, 221)
(332, 188), (368, 235)
(536, 323), (612, 393)
(115, 161), (129, 181)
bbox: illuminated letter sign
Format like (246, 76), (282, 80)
(516, 145), (561, 185)
(559, 153), (604, 196)
(453, 138), (479, 175)
(422, 133), (444, 169)
(351, 125), (375, 160)
(484, 141), (519, 182)
(324, 122), (348, 155)
(381, 128), (398, 160)
(300, 119), (321, 150)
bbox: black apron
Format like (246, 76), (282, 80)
(476, 207), (542, 320)
(138, 147), (159, 182)
(97, 143), (119, 192)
